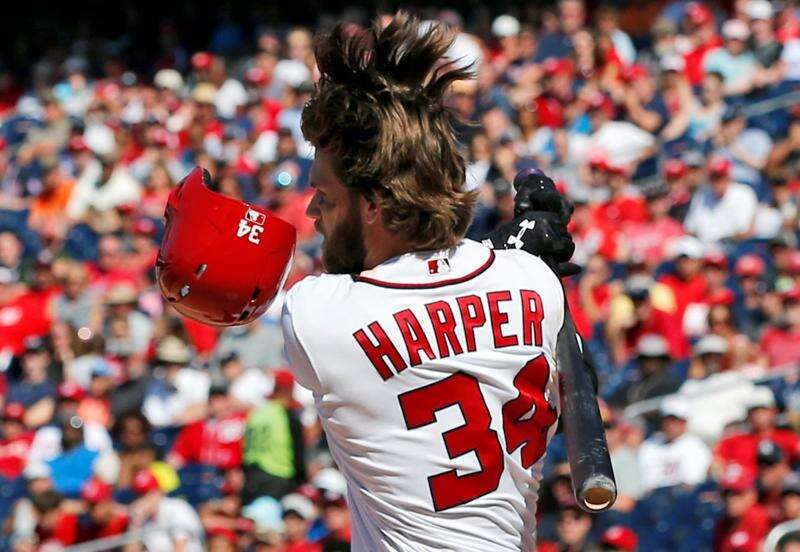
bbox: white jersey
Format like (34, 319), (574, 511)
(282, 239), (564, 552)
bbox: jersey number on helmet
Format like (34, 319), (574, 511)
(398, 355), (556, 511)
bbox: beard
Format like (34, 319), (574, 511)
(321, 199), (367, 274)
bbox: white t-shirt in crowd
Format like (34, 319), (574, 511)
(684, 182), (758, 243)
(638, 431), (712, 492)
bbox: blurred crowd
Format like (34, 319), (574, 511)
(0, 0), (799, 550)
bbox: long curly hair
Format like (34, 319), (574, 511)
(302, 12), (477, 250)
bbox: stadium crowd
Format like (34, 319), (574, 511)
(0, 0), (799, 550)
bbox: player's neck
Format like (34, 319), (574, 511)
(362, 230), (415, 271)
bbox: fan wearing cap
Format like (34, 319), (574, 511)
(715, 387), (800, 473)
(6, 337), (57, 428)
(637, 397), (712, 492)
(0, 402), (35, 479)
(142, 336), (210, 428)
(714, 463), (771, 552)
(715, 105), (773, 190)
(80, 477), (130, 540)
(682, 2), (724, 86)
(103, 281), (154, 361)
(167, 381), (246, 472)
(658, 236), (709, 323)
(704, 19), (758, 95)
(684, 154), (758, 243)
(608, 334), (683, 408)
(52, 260), (102, 333)
(0, 265), (52, 356)
(677, 335), (754, 439)
(241, 369), (306, 505)
(755, 440), (792, 523)
(599, 524), (638, 552)
(747, 0), (784, 77)
(129, 468), (204, 552)
(281, 492), (320, 552)
(759, 285), (800, 368)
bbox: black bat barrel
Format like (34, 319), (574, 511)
(556, 304), (617, 511)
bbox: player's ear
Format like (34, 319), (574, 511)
(359, 192), (381, 226)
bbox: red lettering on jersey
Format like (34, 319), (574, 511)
(502, 355), (557, 468)
(456, 295), (486, 352)
(394, 309), (436, 366)
(521, 290), (545, 347)
(354, 321), (408, 380)
(487, 291), (518, 348)
(425, 301), (464, 358)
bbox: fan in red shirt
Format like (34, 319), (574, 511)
(624, 183), (686, 267)
(79, 478), (130, 541)
(167, 384), (246, 471)
(715, 387), (800, 472)
(658, 236), (709, 324)
(0, 403), (34, 480)
(33, 490), (80, 547)
(714, 464), (771, 552)
(682, 2), (724, 86)
(589, 156), (649, 231)
(0, 268), (52, 356)
(759, 286), (800, 369)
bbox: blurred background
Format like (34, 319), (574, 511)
(0, 1), (799, 550)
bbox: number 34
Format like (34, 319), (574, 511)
(398, 356), (557, 511)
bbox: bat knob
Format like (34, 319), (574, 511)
(578, 474), (617, 512)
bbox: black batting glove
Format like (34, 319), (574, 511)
(481, 169), (579, 277)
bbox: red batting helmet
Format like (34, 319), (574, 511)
(156, 167), (296, 326)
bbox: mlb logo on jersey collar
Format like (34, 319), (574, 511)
(427, 258), (451, 276)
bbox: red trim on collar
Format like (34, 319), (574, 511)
(355, 250), (496, 289)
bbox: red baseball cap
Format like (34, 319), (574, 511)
(245, 67), (268, 86)
(663, 158), (688, 180)
(208, 527), (238, 544)
(721, 463), (756, 492)
(620, 63), (649, 83)
(601, 525), (638, 551)
(734, 255), (765, 278)
(132, 469), (160, 495)
(708, 155), (732, 177)
(708, 288), (735, 306)
(274, 369), (295, 390)
(685, 2), (713, 26)
(82, 478), (113, 504)
(543, 57), (574, 77)
(703, 251), (728, 269)
(2, 402), (25, 422)
(784, 285), (800, 303)
(786, 250), (800, 274)
(58, 381), (86, 402)
(191, 52), (214, 70)
(132, 218), (157, 237)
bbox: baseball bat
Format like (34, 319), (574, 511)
(513, 170), (617, 512)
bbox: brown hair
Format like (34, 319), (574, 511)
(302, 12), (477, 250)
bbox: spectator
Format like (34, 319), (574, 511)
(0, 402), (35, 480)
(7, 337), (57, 428)
(684, 154), (758, 243)
(715, 387), (800, 472)
(715, 463), (771, 552)
(129, 468), (205, 551)
(608, 334), (683, 407)
(143, 336), (210, 428)
(80, 477), (130, 540)
(704, 19), (759, 95)
(759, 286), (800, 368)
(167, 382), (246, 471)
(242, 370), (305, 504)
(599, 525), (638, 552)
(220, 352), (273, 409)
(638, 397), (712, 492)
(280, 492), (320, 552)
(537, 505), (593, 552)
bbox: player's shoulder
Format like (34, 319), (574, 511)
(491, 246), (562, 288)
(284, 273), (356, 312)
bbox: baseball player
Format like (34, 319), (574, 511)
(157, 13), (578, 552)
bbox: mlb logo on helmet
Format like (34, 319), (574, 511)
(237, 207), (267, 244)
(245, 208), (266, 226)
